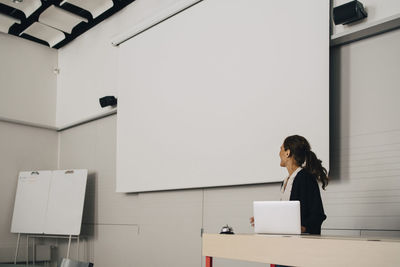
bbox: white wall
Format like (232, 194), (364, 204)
(0, 121), (58, 262)
(1, 0), (400, 266)
(0, 33), (57, 127)
(332, 0), (400, 36)
(57, 114), (272, 267)
(56, 0), (199, 128)
(326, 28), (400, 232)
(0, 34), (58, 262)
(53, 27), (400, 267)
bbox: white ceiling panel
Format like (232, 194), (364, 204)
(21, 22), (65, 48)
(61, 0), (114, 19)
(0, 0), (133, 48)
(0, 0), (42, 18)
(39, 5), (88, 34)
(0, 13), (20, 33)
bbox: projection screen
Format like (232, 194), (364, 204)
(116, 0), (329, 192)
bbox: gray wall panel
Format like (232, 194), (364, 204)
(92, 224), (139, 267)
(326, 28), (400, 232)
(0, 121), (58, 262)
(0, 34), (57, 127)
(59, 116), (140, 225)
(136, 190), (203, 267)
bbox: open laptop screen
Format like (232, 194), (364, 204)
(253, 201), (301, 235)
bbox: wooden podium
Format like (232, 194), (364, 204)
(202, 233), (400, 267)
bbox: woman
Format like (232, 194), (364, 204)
(251, 135), (328, 235)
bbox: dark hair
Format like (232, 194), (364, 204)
(283, 135), (328, 190)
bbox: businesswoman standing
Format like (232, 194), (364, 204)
(279, 135), (328, 234)
(251, 135), (328, 235)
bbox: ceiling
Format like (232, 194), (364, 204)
(0, 0), (134, 49)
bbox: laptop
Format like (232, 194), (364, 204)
(253, 201), (301, 235)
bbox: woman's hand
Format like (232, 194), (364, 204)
(250, 216), (254, 227)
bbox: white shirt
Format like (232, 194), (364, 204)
(280, 167), (302, 201)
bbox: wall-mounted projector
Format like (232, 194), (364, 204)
(333, 0), (367, 25)
(99, 96), (117, 108)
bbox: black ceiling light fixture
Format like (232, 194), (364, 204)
(333, 0), (368, 25)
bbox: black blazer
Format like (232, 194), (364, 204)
(287, 169), (326, 235)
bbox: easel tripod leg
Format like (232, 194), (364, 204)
(26, 235), (29, 265)
(67, 235), (72, 259)
(77, 236), (80, 261)
(14, 233), (20, 264)
(33, 237), (35, 265)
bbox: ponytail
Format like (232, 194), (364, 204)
(283, 135), (329, 190)
(305, 150), (328, 190)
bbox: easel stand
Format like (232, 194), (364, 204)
(14, 233), (81, 265)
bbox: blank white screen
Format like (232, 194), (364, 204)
(117, 0), (329, 192)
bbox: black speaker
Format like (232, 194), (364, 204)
(99, 96), (117, 108)
(333, 0), (367, 25)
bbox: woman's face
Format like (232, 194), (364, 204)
(279, 144), (289, 167)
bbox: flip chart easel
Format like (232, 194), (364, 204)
(11, 169), (88, 264)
